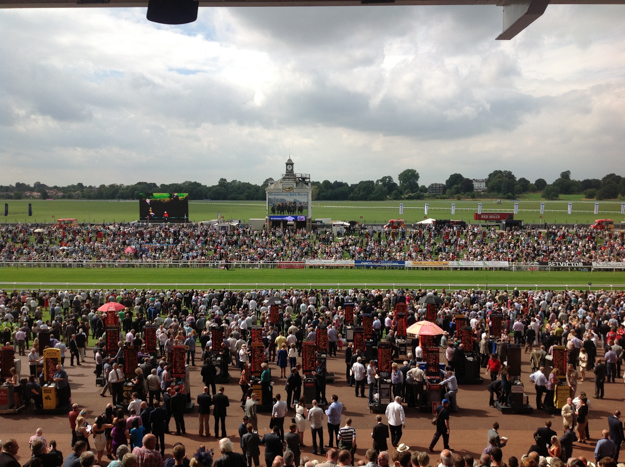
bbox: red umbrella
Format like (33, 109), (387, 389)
(406, 320), (444, 337)
(98, 302), (126, 313)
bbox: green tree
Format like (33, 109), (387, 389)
(445, 173), (464, 192)
(376, 176), (398, 194)
(13, 191), (23, 200)
(560, 170), (571, 180)
(534, 178), (547, 191)
(398, 169), (420, 194)
(542, 185), (559, 200)
(459, 178), (474, 193)
(369, 184), (388, 201)
(596, 181), (619, 200)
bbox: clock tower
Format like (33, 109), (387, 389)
(285, 158), (294, 176)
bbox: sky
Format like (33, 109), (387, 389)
(0, 4), (625, 188)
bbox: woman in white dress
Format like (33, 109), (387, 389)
(295, 396), (308, 447)
(92, 415), (113, 464)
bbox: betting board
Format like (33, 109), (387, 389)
(106, 326), (120, 357)
(145, 326), (157, 353)
(316, 327), (328, 354)
(172, 345), (186, 378)
(344, 302), (354, 325)
(43, 348), (61, 382)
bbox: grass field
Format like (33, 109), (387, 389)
(2, 198), (624, 225)
(0, 267), (623, 289)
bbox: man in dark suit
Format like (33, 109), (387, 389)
(260, 426), (284, 467)
(69, 334), (80, 366)
(213, 386), (230, 438)
(214, 438), (247, 467)
(560, 425), (577, 461)
(197, 386), (212, 437)
(609, 410), (624, 462)
(170, 386), (187, 435)
(150, 401), (168, 455)
(140, 402), (153, 434)
(533, 420), (557, 451)
(371, 415), (389, 454)
(595, 359), (607, 399)
(239, 416), (251, 450)
(0, 439), (21, 467)
(242, 423), (261, 467)
(201, 358), (217, 396)
(284, 424), (302, 467)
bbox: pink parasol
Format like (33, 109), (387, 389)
(124, 246), (135, 255)
(406, 320), (444, 337)
(98, 302), (126, 313)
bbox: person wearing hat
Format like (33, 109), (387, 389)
(429, 399), (451, 453)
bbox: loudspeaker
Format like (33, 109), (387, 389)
(507, 345), (521, 377)
(147, 0), (199, 25)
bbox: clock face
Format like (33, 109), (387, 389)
(286, 164), (293, 171)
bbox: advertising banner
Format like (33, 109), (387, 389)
(354, 260), (405, 268)
(399, 203), (404, 215)
(473, 212), (514, 221)
(478, 203), (482, 214)
(539, 261), (592, 267)
(424, 203), (429, 215)
(592, 262), (625, 269)
(540, 203), (545, 214)
(448, 261), (509, 268)
(405, 261), (449, 268)
(594, 203), (599, 215)
(568, 203), (572, 214)
(277, 262), (305, 269)
(306, 259), (355, 267)
(451, 203), (455, 215)
(514, 203), (518, 214)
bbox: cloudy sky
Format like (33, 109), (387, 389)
(0, 4), (624, 188)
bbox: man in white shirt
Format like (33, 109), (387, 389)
(352, 357), (366, 398)
(108, 363), (124, 406)
(529, 367), (548, 410)
(440, 368), (459, 412)
(308, 399), (325, 455)
(272, 393), (289, 441)
(406, 365), (426, 407)
(366, 361), (377, 405)
(385, 396), (406, 448)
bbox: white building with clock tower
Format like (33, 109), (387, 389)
(265, 158), (312, 229)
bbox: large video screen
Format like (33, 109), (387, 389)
(268, 192), (309, 218)
(139, 193), (189, 221)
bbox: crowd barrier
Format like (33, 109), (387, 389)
(0, 260), (623, 271)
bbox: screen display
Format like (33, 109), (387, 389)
(139, 193), (189, 221)
(269, 215), (306, 221)
(268, 192), (309, 216)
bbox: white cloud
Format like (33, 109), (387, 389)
(0, 4), (624, 188)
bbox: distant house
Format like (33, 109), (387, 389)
(428, 183), (446, 195)
(472, 179), (487, 192)
(24, 191), (42, 199)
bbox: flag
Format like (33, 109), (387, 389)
(424, 203), (429, 215)
(514, 203), (519, 214)
(594, 203), (599, 215)
(568, 203), (572, 215)
(451, 203), (456, 215)
(399, 203), (404, 215)
(478, 203), (482, 214)
(540, 203), (545, 214)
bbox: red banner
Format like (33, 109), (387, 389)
(251, 326), (263, 344)
(426, 304), (437, 322)
(124, 346), (139, 375)
(277, 262), (306, 269)
(473, 212), (514, 221)
(396, 313), (407, 338)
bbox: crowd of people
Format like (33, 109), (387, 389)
(2, 284), (625, 467)
(0, 222), (622, 263)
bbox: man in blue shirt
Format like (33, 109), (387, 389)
(325, 395), (344, 449)
(595, 429), (618, 463)
(53, 364), (70, 407)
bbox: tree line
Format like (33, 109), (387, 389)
(1, 169), (623, 201)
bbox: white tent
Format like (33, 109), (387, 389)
(416, 218), (436, 224)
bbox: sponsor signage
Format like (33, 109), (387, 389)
(592, 262), (625, 269)
(448, 261), (509, 268)
(539, 261), (592, 267)
(306, 259), (355, 266)
(474, 212), (514, 221)
(405, 261), (449, 267)
(277, 262), (305, 269)
(354, 260), (405, 268)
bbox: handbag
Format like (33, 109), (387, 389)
(431, 407), (440, 425)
